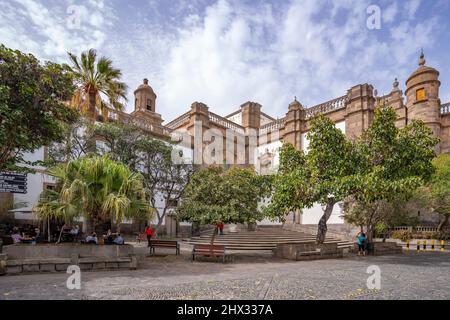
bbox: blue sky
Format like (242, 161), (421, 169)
(1, 0), (449, 122)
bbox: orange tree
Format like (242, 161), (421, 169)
(176, 166), (271, 244)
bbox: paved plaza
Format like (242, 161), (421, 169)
(0, 249), (449, 300)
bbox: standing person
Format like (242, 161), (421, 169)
(356, 230), (367, 256)
(145, 225), (153, 247)
(218, 223), (224, 235)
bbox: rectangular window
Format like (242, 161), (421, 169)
(416, 88), (425, 101)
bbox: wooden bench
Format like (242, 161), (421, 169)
(149, 239), (180, 255)
(136, 233), (146, 243)
(192, 244), (226, 263)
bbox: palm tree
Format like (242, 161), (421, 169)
(66, 49), (128, 121)
(34, 155), (154, 234)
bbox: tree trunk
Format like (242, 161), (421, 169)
(437, 215), (449, 232)
(88, 92), (96, 121)
(210, 226), (218, 245)
(56, 224), (65, 244)
(153, 217), (164, 238)
(316, 199), (335, 244)
(366, 224), (374, 243)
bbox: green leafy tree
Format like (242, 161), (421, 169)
(0, 44), (79, 172)
(137, 137), (195, 236)
(92, 122), (145, 170)
(49, 119), (95, 163)
(266, 107), (437, 244)
(265, 115), (356, 244)
(66, 49), (127, 120)
(416, 154), (450, 231)
(34, 155), (154, 234)
(177, 166), (270, 244)
(343, 107), (438, 241)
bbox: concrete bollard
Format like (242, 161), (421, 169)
(417, 240), (421, 252)
(441, 240), (445, 252)
(423, 240), (427, 251)
(431, 240), (435, 251)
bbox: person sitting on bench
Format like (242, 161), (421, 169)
(86, 232), (98, 244)
(113, 234), (124, 245)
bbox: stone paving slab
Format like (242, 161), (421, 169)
(0, 252), (449, 300)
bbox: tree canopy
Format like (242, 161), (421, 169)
(415, 154), (450, 231)
(265, 115), (357, 243)
(266, 107), (438, 244)
(0, 44), (79, 172)
(34, 155), (153, 233)
(66, 49), (127, 119)
(177, 166), (271, 244)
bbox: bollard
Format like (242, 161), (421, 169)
(441, 240), (445, 252)
(417, 240), (421, 252)
(423, 240), (427, 251)
(431, 240), (435, 251)
(406, 240), (410, 251)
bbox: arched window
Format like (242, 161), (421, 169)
(147, 99), (152, 111)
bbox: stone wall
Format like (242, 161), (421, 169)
(2, 244), (137, 275)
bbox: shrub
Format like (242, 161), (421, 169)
(391, 230), (413, 242)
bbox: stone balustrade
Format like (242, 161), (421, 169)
(208, 112), (246, 134)
(305, 96), (347, 119)
(165, 111), (191, 130)
(259, 117), (286, 134)
(441, 103), (450, 115)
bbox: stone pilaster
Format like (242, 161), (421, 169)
(345, 83), (376, 140)
(282, 100), (304, 150)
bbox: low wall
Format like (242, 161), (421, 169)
(275, 242), (343, 261)
(3, 243), (134, 260)
(2, 244), (137, 275)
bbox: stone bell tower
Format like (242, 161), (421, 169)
(405, 51), (441, 152)
(131, 78), (164, 128)
(134, 78), (157, 112)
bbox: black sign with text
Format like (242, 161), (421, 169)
(0, 172), (28, 194)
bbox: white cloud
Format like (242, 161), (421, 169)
(0, 0), (446, 121)
(0, 0), (115, 61)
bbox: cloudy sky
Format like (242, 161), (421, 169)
(1, 0), (449, 122)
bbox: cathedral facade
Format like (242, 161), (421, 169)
(2, 53), (449, 235)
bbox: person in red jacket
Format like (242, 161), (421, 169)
(217, 223), (224, 235)
(145, 225), (153, 247)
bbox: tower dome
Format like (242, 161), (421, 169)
(405, 51), (441, 152)
(134, 78), (157, 112)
